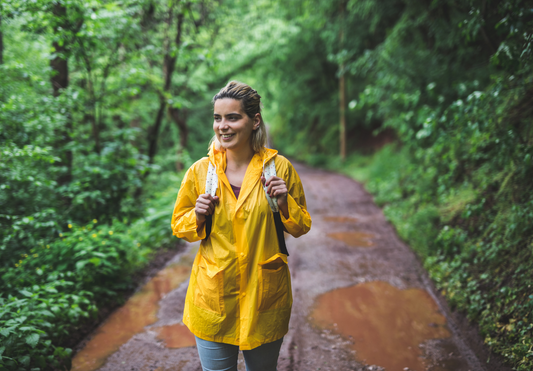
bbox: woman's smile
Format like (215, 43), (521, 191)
(220, 133), (236, 141)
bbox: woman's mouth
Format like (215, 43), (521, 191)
(221, 134), (235, 140)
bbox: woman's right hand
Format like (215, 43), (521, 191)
(195, 194), (219, 224)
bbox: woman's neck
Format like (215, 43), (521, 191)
(225, 146), (255, 187)
(226, 146), (255, 170)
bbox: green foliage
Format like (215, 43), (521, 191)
(0, 1), (194, 369)
(0, 219), (151, 370)
(131, 169), (186, 250)
(1, 0), (532, 369)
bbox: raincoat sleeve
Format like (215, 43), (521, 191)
(279, 160), (312, 238)
(171, 165), (207, 242)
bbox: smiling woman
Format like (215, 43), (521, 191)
(213, 98), (259, 164)
(171, 81), (312, 371)
(210, 81), (267, 156)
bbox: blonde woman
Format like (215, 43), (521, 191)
(171, 81), (311, 371)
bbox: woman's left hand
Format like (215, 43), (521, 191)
(262, 175), (289, 218)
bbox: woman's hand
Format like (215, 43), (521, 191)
(262, 175), (289, 219)
(195, 194), (219, 225)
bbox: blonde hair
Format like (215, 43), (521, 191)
(210, 81), (267, 153)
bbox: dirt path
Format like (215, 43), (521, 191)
(72, 163), (489, 371)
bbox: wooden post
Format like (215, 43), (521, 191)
(339, 1), (346, 161)
(340, 66), (346, 161)
(0, 15), (4, 65)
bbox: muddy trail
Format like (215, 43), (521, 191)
(71, 163), (495, 371)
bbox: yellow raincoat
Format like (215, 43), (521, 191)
(171, 145), (311, 349)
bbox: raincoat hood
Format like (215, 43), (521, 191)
(207, 144), (278, 213)
(207, 143), (278, 174)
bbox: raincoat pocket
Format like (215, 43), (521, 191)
(258, 253), (289, 312)
(194, 255), (225, 315)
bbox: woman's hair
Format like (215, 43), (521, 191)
(210, 81), (267, 153)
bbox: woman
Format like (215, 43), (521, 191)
(171, 81), (312, 371)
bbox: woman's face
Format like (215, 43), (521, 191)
(213, 98), (260, 153)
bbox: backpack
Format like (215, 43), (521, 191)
(204, 158), (289, 256)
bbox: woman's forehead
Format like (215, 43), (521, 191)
(214, 98), (243, 114)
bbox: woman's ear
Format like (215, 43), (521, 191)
(253, 113), (261, 130)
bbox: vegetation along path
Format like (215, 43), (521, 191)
(71, 162), (498, 371)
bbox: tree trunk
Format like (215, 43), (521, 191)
(169, 107), (188, 171)
(50, 4), (69, 97)
(146, 8), (184, 167)
(51, 2), (73, 185)
(147, 100), (166, 164)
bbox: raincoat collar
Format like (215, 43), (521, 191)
(208, 143), (278, 212)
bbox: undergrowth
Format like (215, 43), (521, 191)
(0, 170), (184, 371)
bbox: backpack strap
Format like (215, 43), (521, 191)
(262, 159), (279, 212)
(205, 162), (218, 197)
(204, 162), (217, 240)
(262, 158), (289, 256)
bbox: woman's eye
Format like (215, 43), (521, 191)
(214, 117), (221, 121)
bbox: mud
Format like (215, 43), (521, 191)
(323, 216), (359, 224)
(72, 162), (503, 371)
(311, 281), (450, 371)
(155, 323), (196, 348)
(327, 231), (375, 247)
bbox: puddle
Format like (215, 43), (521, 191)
(72, 263), (191, 371)
(323, 216), (358, 224)
(311, 281), (451, 371)
(327, 231), (374, 247)
(154, 323), (196, 348)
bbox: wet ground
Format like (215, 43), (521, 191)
(72, 163), (489, 371)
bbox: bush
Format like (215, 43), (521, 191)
(0, 219), (152, 370)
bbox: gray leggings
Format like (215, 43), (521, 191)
(195, 336), (284, 371)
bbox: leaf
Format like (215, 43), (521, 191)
(76, 260), (88, 270)
(37, 309), (54, 318)
(19, 290), (33, 297)
(0, 328), (11, 337)
(26, 333), (40, 348)
(19, 355), (31, 366)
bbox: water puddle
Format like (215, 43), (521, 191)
(154, 323), (196, 348)
(324, 216), (358, 224)
(311, 281), (451, 371)
(72, 263), (191, 371)
(327, 231), (374, 247)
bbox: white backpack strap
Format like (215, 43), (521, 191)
(262, 158), (279, 212)
(205, 162), (218, 196)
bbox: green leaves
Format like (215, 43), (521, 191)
(0, 216), (154, 370)
(25, 334), (39, 348)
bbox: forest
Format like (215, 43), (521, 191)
(0, 0), (532, 370)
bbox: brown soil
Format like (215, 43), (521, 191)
(71, 162), (513, 371)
